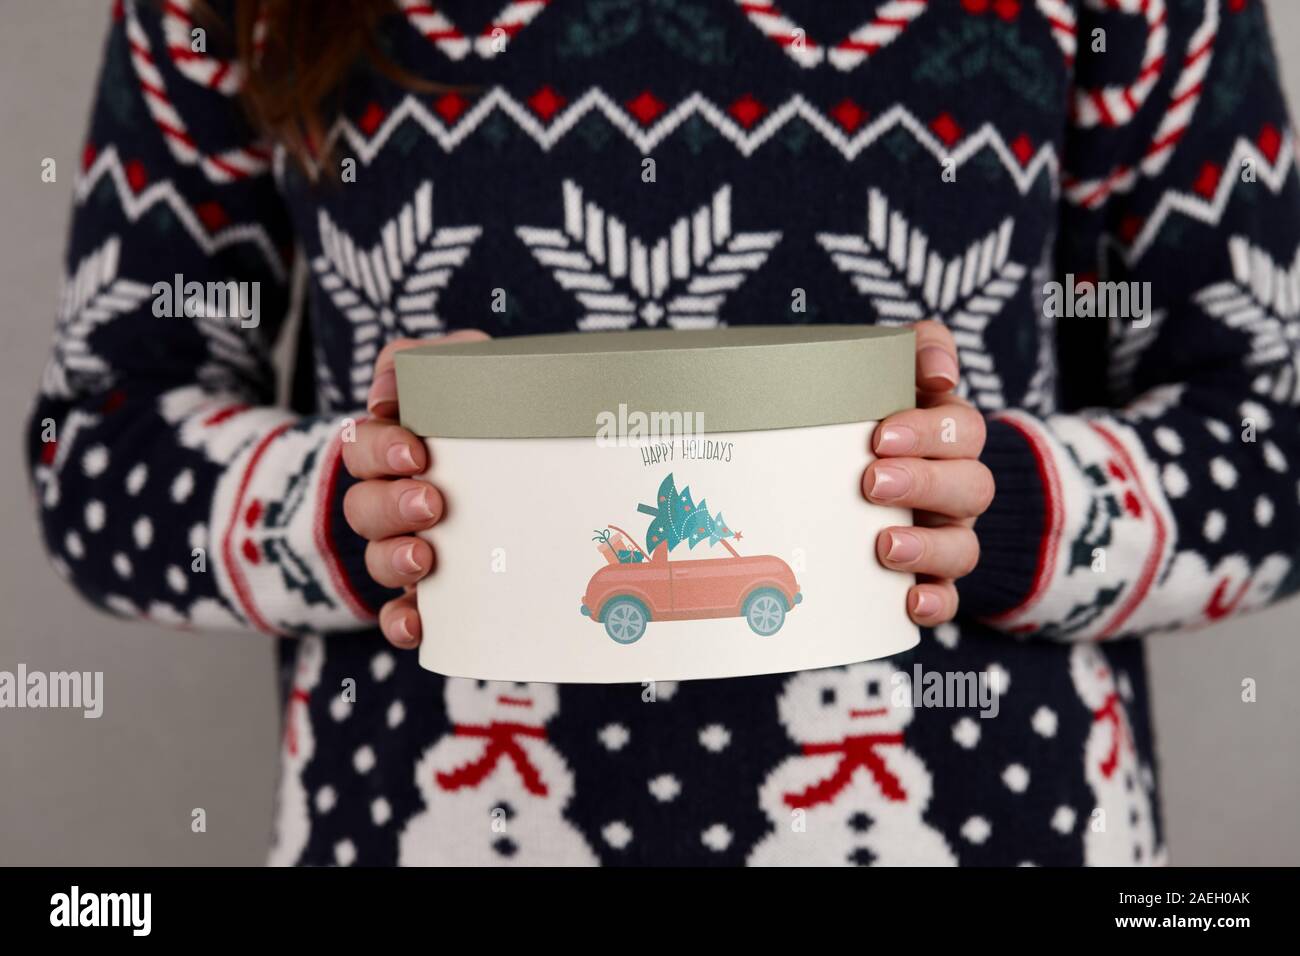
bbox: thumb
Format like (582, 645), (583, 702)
(912, 319), (960, 395)
(366, 330), (491, 419)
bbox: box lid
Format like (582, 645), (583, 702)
(394, 326), (914, 438)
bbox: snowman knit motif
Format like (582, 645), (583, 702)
(26, 0), (1300, 865)
(1091, 693), (1130, 781)
(785, 735), (909, 808)
(436, 724), (552, 797)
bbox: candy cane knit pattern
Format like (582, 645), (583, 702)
(732, 0), (930, 71)
(398, 0), (554, 60)
(1064, 0), (1220, 207)
(161, 0), (245, 94)
(1036, 0), (1078, 64)
(1071, 0), (1168, 129)
(124, 0), (268, 182)
(27, 0), (1300, 867)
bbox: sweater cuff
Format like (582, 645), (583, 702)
(957, 417), (1046, 620)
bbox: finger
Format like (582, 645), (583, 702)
(911, 319), (960, 394)
(877, 525), (980, 579)
(366, 338), (423, 420)
(908, 581), (959, 626)
(914, 510), (974, 530)
(342, 420), (428, 480)
(365, 536), (435, 589)
(863, 458), (995, 519)
(367, 330), (491, 419)
(380, 591), (422, 649)
(343, 479), (443, 540)
(872, 403), (987, 460)
(918, 389), (973, 411)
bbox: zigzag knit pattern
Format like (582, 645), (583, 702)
(26, 0), (1300, 866)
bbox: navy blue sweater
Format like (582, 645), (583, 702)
(27, 0), (1300, 864)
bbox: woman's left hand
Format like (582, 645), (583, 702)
(864, 320), (994, 627)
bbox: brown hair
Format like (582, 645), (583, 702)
(222, 0), (432, 168)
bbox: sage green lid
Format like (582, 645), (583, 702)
(394, 326), (914, 439)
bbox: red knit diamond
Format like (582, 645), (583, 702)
(930, 112), (962, 147)
(82, 143), (97, 172)
(993, 0), (1021, 20)
(434, 92), (468, 123)
(527, 85), (565, 122)
(100, 389), (127, 414)
(1118, 215), (1144, 244)
(1258, 122), (1281, 163)
(1010, 133), (1034, 166)
(242, 539), (261, 564)
(358, 102), (386, 136)
(125, 159), (148, 192)
(729, 94), (766, 130)
(625, 90), (666, 126)
(1192, 161), (1222, 199)
(196, 201), (229, 232)
(961, 0), (989, 13)
(831, 98), (867, 133)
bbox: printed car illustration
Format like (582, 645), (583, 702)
(581, 528), (803, 645)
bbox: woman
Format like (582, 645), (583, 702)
(28, 0), (1300, 865)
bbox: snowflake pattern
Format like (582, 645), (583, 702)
(1195, 235), (1300, 406)
(517, 180), (780, 330)
(311, 181), (482, 404)
(817, 188), (1026, 410)
(41, 237), (152, 400)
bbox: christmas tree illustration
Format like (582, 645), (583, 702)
(636, 474), (738, 556)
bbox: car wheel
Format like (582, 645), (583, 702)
(603, 597), (649, 645)
(744, 588), (787, 636)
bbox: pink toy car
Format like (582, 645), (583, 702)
(581, 532), (802, 645)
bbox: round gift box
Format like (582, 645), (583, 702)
(395, 326), (918, 684)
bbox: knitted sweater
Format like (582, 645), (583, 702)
(27, 0), (1300, 866)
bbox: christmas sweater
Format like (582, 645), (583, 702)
(26, 0), (1300, 866)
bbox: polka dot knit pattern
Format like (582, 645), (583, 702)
(26, 0), (1300, 865)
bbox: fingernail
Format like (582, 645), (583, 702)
(886, 530), (923, 564)
(392, 541), (423, 575)
(875, 425), (916, 456)
(870, 465), (911, 499)
(367, 369), (398, 416)
(918, 346), (959, 389)
(913, 589), (941, 618)
(386, 442), (418, 474)
(394, 613), (415, 643)
(399, 486), (435, 523)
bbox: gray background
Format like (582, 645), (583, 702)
(1, 1), (1297, 866)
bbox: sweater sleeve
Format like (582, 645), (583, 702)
(958, 0), (1300, 641)
(25, 0), (387, 636)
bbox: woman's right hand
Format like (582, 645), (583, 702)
(341, 330), (489, 649)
